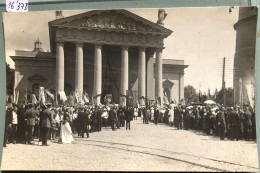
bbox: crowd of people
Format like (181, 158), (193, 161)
(4, 101), (136, 147)
(4, 100), (256, 147)
(144, 103), (256, 141)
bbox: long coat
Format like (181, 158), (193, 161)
(25, 108), (37, 126)
(125, 109), (133, 122)
(244, 111), (252, 126)
(40, 108), (53, 128)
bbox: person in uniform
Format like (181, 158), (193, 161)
(25, 103), (37, 144)
(217, 107), (226, 140)
(40, 103), (54, 146)
(243, 107), (252, 141)
(17, 104), (26, 143)
(109, 106), (116, 131)
(125, 107), (132, 130)
(228, 107), (240, 141)
(154, 107), (159, 125)
(96, 106), (103, 132)
(4, 104), (13, 147)
(120, 107), (125, 127)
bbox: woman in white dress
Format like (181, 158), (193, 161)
(134, 107), (138, 120)
(151, 107), (154, 121)
(60, 115), (74, 144)
(168, 105), (174, 127)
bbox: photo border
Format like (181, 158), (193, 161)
(0, 0), (259, 171)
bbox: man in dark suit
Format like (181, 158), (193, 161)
(4, 104), (13, 147)
(217, 107), (226, 140)
(119, 107), (125, 127)
(142, 107), (147, 124)
(96, 107), (103, 132)
(154, 107), (159, 125)
(243, 107), (252, 141)
(40, 104), (53, 146)
(78, 107), (90, 138)
(228, 107), (240, 141)
(25, 104), (37, 144)
(109, 107), (116, 131)
(125, 107), (132, 130)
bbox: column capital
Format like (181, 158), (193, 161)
(121, 46), (129, 51)
(75, 42), (84, 47)
(139, 47), (146, 52)
(156, 47), (165, 53)
(56, 41), (64, 47)
(147, 48), (156, 57)
(94, 44), (103, 49)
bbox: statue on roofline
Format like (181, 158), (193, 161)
(156, 9), (168, 26)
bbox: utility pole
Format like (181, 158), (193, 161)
(222, 57), (226, 107)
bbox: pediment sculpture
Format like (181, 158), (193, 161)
(61, 12), (160, 32)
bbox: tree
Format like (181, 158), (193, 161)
(6, 63), (14, 95)
(184, 85), (198, 104)
(215, 87), (234, 107)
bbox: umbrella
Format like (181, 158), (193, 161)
(191, 101), (203, 105)
(204, 100), (216, 104)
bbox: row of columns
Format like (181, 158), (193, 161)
(56, 42), (163, 105)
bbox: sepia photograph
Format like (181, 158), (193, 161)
(2, 6), (258, 171)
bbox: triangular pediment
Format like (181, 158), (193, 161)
(28, 74), (46, 81)
(49, 10), (172, 35)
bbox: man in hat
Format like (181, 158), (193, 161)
(4, 103), (13, 147)
(125, 106), (132, 130)
(40, 103), (54, 146)
(96, 105), (103, 132)
(228, 107), (240, 141)
(243, 107), (252, 141)
(25, 103), (37, 144)
(217, 107), (226, 140)
(109, 106), (116, 131)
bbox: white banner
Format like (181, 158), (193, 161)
(59, 91), (67, 102)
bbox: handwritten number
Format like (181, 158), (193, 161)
(24, 3), (28, 10)
(17, 3), (20, 10)
(11, 2), (14, 9)
(7, 0), (28, 11)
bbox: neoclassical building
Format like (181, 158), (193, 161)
(11, 10), (188, 105)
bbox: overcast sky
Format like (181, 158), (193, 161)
(3, 7), (240, 93)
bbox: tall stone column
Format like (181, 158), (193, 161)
(75, 43), (84, 97)
(120, 46), (129, 105)
(155, 48), (163, 104)
(56, 42), (64, 92)
(138, 47), (146, 98)
(94, 44), (102, 105)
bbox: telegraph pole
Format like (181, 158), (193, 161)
(222, 57), (226, 107)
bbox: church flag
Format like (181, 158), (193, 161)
(59, 91), (67, 102)
(39, 87), (46, 106)
(31, 93), (38, 105)
(45, 89), (54, 101)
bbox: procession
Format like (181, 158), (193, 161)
(2, 7), (258, 171)
(4, 90), (256, 147)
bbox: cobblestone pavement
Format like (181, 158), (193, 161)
(1, 118), (259, 171)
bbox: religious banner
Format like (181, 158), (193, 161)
(139, 97), (145, 107)
(59, 91), (67, 102)
(105, 94), (112, 105)
(126, 90), (137, 107)
(24, 89), (28, 105)
(83, 92), (89, 103)
(246, 84), (254, 108)
(31, 93), (37, 105)
(38, 87), (46, 106)
(75, 89), (81, 103)
(45, 89), (54, 101)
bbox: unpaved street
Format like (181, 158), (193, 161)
(1, 118), (259, 171)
